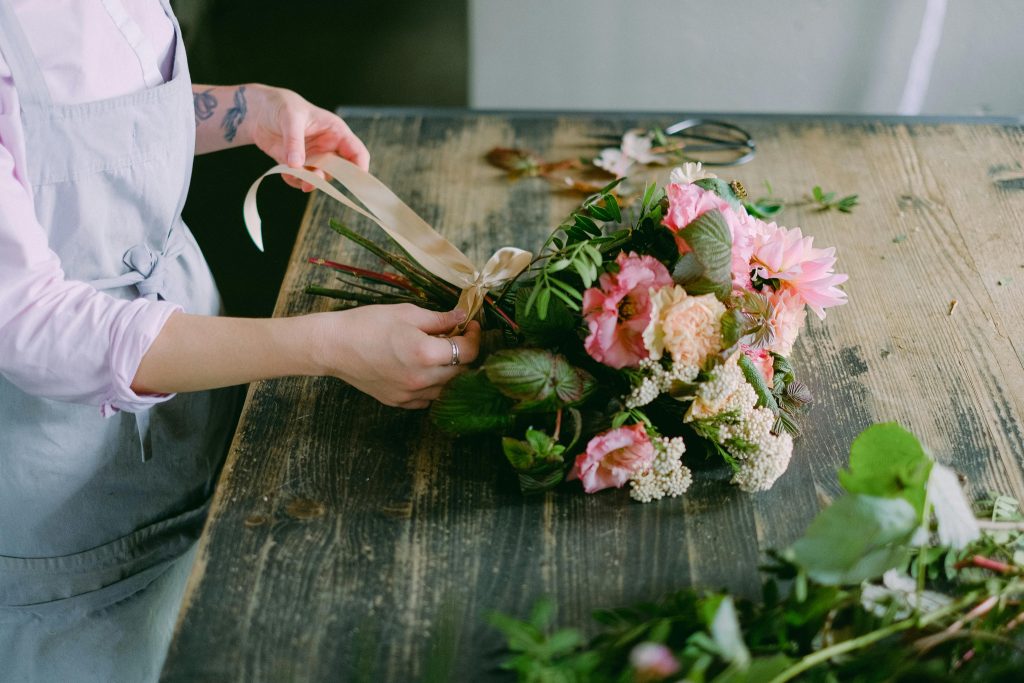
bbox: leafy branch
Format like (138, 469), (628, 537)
(490, 424), (1023, 682)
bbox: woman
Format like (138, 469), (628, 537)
(0, 1), (478, 680)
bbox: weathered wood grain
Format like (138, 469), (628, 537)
(161, 112), (1024, 682)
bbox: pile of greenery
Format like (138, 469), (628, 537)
(490, 424), (1024, 682)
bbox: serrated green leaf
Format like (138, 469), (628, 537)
(430, 370), (515, 435)
(673, 209), (733, 301)
(484, 349), (597, 411)
(791, 494), (918, 585)
(838, 422), (933, 518)
(502, 437), (536, 470)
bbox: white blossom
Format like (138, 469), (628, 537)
(629, 436), (693, 503)
(669, 162), (717, 185)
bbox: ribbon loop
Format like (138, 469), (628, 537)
(244, 154), (533, 325)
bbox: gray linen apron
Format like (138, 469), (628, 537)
(0, 2), (235, 680)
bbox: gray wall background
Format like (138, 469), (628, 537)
(170, 0), (1020, 317)
(470, 0), (1024, 116)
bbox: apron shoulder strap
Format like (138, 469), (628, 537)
(0, 0), (54, 108)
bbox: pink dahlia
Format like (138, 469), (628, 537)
(570, 424), (654, 493)
(747, 220), (848, 319)
(582, 252), (672, 369)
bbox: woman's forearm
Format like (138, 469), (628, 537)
(131, 305), (480, 410)
(132, 311), (325, 394)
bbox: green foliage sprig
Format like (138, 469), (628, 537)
(490, 424), (1024, 682)
(744, 181), (859, 218)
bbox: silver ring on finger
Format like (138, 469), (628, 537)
(446, 337), (460, 366)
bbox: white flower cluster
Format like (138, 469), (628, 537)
(686, 355), (795, 493)
(729, 412), (793, 493)
(629, 436), (693, 503)
(624, 359), (699, 409)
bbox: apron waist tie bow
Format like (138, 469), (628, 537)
(89, 229), (186, 463)
(89, 229), (186, 301)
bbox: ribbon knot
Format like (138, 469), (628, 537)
(89, 230), (185, 301)
(122, 244), (169, 299)
(244, 154), (533, 329)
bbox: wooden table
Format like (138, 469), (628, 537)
(161, 109), (1024, 681)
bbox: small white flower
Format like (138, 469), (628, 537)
(621, 129), (666, 165)
(670, 162), (718, 185)
(593, 147), (634, 178)
(594, 130), (665, 178)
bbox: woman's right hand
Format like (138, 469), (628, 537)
(311, 304), (481, 409)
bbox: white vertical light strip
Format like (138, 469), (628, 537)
(898, 0), (948, 115)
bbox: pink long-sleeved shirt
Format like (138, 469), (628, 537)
(0, 0), (186, 415)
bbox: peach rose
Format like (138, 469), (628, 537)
(644, 285), (725, 367)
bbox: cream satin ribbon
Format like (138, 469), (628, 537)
(243, 153), (533, 330)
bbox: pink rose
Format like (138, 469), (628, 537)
(630, 642), (681, 681)
(662, 182), (755, 291)
(582, 252), (672, 369)
(570, 424), (654, 493)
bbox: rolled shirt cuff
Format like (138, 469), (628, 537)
(101, 298), (183, 416)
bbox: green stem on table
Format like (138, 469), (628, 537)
(768, 590), (984, 683)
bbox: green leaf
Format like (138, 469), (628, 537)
(517, 285), (578, 347)
(738, 353), (779, 412)
(537, 287), (551, 320)
(838, 422), (934, 518)
(430, 370), (515, 435)
(791, 493), (919, 585)
(530, 597), (555, 629)
(517, 464), (565, 494)
(502, 437), (536, 470)
(485, 349), (597, 411)
(711, 655), (793, 683)
(672, 209), (733, 301)
(606, 194), (622, 222)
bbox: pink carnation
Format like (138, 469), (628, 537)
(747, 220), (848, 319)
(582, 252), (672, 369)
(662, 182), (755, 291)
(570, 424), (654, 493)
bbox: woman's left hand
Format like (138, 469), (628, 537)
(247, 84), (370, 189)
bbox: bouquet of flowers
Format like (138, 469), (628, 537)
(302, 160), (847, 502)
